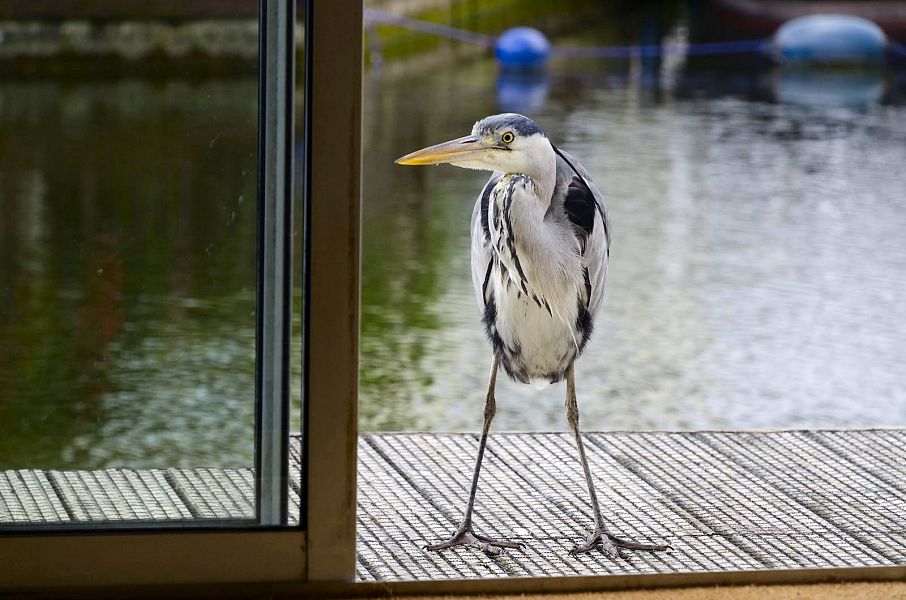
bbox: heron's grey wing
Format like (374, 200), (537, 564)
(552, 147), (610, 318)
(470, 172), (502, 312)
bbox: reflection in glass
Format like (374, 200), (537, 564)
(0, 3), (275, 527)
(0, 80), (258, 471)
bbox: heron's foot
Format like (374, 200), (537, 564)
(569, 528), (671, 559)
(425, 526), (525, 557)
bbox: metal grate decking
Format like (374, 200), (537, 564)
(2, 431), (905, 581)
(356, 431), (906, 580)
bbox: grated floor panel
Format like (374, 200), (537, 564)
(356, 431), (906, 580)
(1, 431), (904, 580)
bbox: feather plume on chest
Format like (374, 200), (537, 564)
(486, 173), (584, 317)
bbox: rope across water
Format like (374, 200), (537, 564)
(364, 8), (769, 60)
(365, 9), (906, 64)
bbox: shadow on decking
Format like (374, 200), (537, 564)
(2, 430), (906, 581)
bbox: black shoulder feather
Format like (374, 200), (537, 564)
(563, 177), (596, 254)
(552, 145), (608, 256)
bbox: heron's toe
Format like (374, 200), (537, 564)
(477, 541), (504, 556)
(569, 530), (621, 558)
(425, 528), (523, 556)
(569, 529), (670, 558)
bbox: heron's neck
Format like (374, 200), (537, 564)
(512, 138), (556, 209)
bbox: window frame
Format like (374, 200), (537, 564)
(0, 0), (362, 589)
(3, 0), (906, 595)
(256, 0), (295, 527)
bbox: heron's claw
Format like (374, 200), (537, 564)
(426, 526), (524, 556)
(569, 528), (671, 558)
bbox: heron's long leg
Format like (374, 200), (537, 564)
(458, 358), (497, 530)
(565, 362), (606, 533)
(565, 362), (670, 558)
(426, 358), (523, 556)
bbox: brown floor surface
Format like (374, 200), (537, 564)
(388, 581), (906, 599)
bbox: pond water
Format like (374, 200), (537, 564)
(2, 52), (906, 469)
(361, 57), (906, 433)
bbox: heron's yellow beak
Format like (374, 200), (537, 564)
(395, 135), (487, 166)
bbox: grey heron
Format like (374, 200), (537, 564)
(396, 113), (668, 558)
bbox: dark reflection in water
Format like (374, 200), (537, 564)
(0, 79), (258, 468)
(774, 69), (886, 108)
(362, 58), (906, 432)
(496, 70), (550, 114)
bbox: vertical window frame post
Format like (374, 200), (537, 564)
(256, 0), (295, 526)
(303, 0), (363, 582)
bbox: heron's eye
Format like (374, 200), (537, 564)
(501, 131), (515, 144)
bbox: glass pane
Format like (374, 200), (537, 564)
(0, 2), (290, 528)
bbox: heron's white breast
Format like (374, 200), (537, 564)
(492, 274), (581, 381)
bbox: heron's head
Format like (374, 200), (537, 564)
(396, 113), (553, 177)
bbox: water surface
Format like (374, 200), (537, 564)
(361, 58), (906, 433)
(2, 54), (905, 470)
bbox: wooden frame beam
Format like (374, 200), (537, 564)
(302, 0), (362, 583)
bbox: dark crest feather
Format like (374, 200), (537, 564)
(474, 113), (544, 137)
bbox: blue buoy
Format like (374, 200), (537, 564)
(495, 27), (551, 69)
(773, 15), (888, 65)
